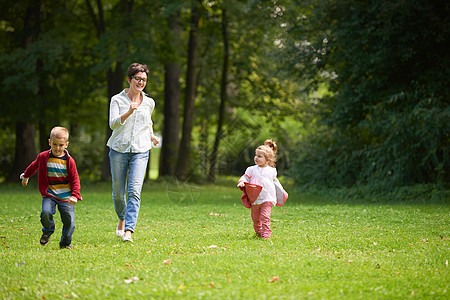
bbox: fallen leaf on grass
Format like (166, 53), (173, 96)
(209, 282), (215, 288)
(209, 212), (226, 216)
(347, 260), (353, 263)
(146, 250), (152, 253)
(445, 260), (448, 267)
(124, 276), (139, 284)
(269, 276), (279, 283)
(163, 259), (172, 265)
(208, 245), (218, 249)
(125, 263), (130, 267)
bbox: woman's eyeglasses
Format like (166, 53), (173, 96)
(131, 76), (147, 83)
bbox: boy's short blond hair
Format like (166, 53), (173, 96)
(50, 126), (69, 141)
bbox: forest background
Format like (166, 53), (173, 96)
(0, 0), (448, 199)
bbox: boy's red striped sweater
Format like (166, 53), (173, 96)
(22, 149), (82, 201)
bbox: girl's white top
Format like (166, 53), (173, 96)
(239, 165), (277, 205)
(107, 89), (155, 153)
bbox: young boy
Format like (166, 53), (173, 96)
(20, 126), (82, 249)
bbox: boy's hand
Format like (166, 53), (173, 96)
(237, 182), (245, 188)
(68, 196), (78, 205)
(20, 173), (29, 186)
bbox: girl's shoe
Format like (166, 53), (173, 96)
(116, 230), (124, 237)
(122, 235), (133, 242)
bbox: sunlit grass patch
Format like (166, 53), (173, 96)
(0, 182), (449, 299)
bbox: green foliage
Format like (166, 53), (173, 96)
(1, 0), (447, 192)
(0, 127), (15, 180)
(1, 183), (449, 298)
(297, 183), (450, 205)
(181, 0), (310, 180)
(286, 0), (450, 189)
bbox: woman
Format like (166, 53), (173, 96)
(107, 63), (160, 242)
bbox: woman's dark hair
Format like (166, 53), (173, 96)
(127, 63), (149, 78)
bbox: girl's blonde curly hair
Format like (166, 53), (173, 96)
(256, 139), (278, 167)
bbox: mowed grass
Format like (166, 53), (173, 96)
(0, 180), (449, 299)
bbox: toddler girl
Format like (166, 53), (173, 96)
(237, 139), (288, 239)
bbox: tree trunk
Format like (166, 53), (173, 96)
(7, 0), (41, 182)
(175, 2), (200, 181)
(39, 121), (48, 152)
(160, 62), (181, 176)
(101, 64), (124, 181)
(87, 0), (132, 181)
(208, 9), (229, 182)
(8, 122), (37, 182)
(159, 12), (182, 176)
(37, 57), (51, 152)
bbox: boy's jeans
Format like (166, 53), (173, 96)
(109, 149), (149, 233)
(41, 197), (75, 247)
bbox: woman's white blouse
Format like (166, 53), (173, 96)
(107, 90), (155, 153)
(239, 165), (277, 205)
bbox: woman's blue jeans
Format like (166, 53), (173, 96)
(41, 197), (75, 247)
(109, 149), (149, 233)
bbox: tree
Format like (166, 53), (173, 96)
(85, 0), (134, 181)
(208, 7), (229, 182)
(175, 0), (201, 181)
(0, 0), (344, 185)
(286, 0), (450, 188)
(3, 0), (41, 182)
(159, 4), (182, 176)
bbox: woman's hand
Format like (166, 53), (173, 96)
(121, 102), (140, 123)
(151, 134), (160, 146)
(237, 182), (245, 188)
(128, 102), (139, 113)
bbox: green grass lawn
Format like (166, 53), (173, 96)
(1, 180), (449, 299)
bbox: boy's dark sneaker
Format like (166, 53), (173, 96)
(60, 244), (73, 249)
(40, 234), (50, 246)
